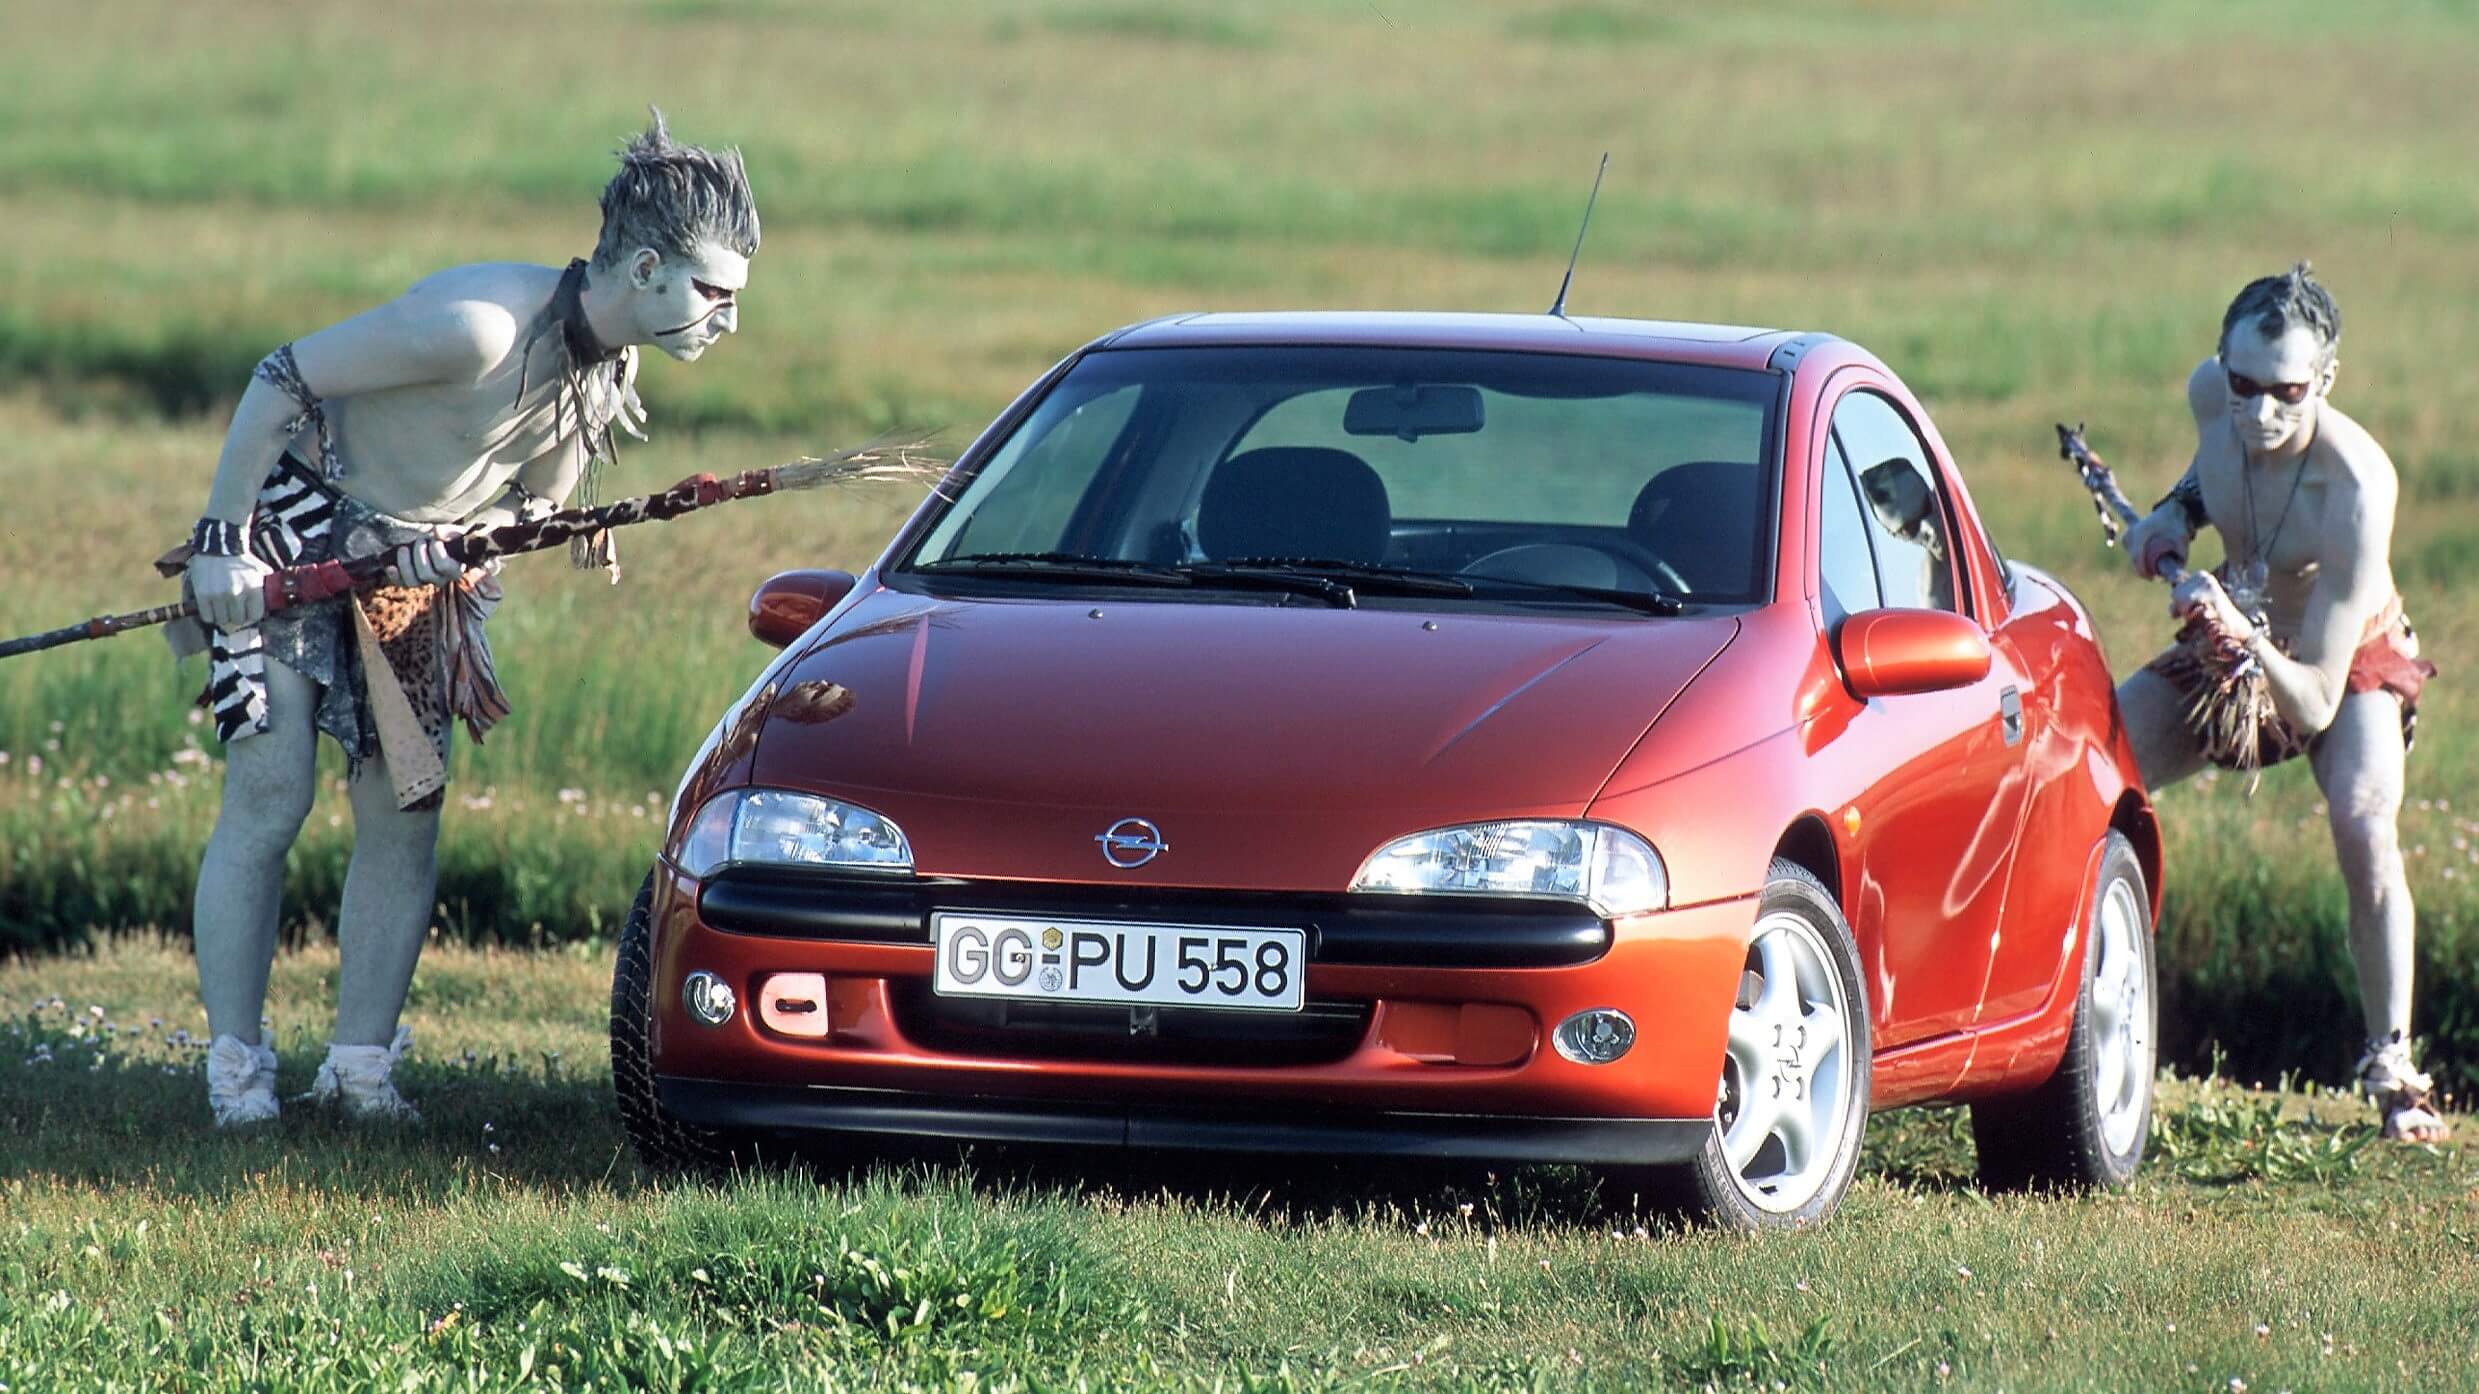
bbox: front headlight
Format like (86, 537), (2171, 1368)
(1349, 820), (1667, 918)
(676, 789), (914, 878)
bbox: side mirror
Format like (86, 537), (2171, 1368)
(747, 569), (857, 648)
(1834, 608), (1991, 697)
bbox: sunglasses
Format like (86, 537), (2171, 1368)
(2223, 365), (2315, 406)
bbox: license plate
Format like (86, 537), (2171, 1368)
(931, 914), (1305, 1012)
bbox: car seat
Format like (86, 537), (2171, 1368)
(1195, 447), (1392, 563)
(1628, 460), (1760, 597)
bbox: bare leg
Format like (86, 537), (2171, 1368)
(193, 658), (320, 1043)
(333, 752), (443, 1047)
(2310, 689), (2444, 1139)
(2115, 662), (2209, 794)
(2308, 690), (2413, 1042)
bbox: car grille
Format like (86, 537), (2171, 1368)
(887, 980), (1372, 1067)
(697, 869), (1611, 969)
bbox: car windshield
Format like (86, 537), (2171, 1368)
(902, 345), (1779, 608)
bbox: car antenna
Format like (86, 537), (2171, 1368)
(1547, 152), (1609, 319)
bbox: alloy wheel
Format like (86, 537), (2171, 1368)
(2089, 874), (2153, 1157)
(1718, 908), (1860, 1213)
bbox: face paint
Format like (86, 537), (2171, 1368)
(638, 242), (750, 363)
(2219, 321), (2329, 452)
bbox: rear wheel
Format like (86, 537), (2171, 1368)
(610, 869), (749, 1176)
(1623, 860), (1871, 1231)
(1971, 831), (2154, 1191)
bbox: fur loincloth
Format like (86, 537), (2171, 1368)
(2145, 594), (2436, 771)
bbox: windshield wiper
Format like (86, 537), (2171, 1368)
(914, 553), (1356, 607)
(1183, 557), (1475, 602)
(1462, 577), (1687, 615)
(915, 553), (1193, 587)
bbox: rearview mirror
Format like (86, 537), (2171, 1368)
(748, 569), (857, 648)
(1344, 383), (1484, 441)
(1834, 608), (1991, 697)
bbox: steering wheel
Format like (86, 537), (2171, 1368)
(1459, 541), (1691, 598)
(1596, 538), (1693, 598)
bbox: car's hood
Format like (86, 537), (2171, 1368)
(745, 589), (1736, 887)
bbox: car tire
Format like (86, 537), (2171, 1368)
(1622, 859), (1872, 1231)
(1971, 831), (2155, 1192)
(610, 869), (749, 1176)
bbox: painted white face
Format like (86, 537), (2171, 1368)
(630, 240), (749, 363)
(2220, 321), (2332, 452)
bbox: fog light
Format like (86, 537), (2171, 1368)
(1553, 1008), (1634, 1065)
(683, 971), (737, 1027)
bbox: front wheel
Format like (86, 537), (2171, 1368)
(1971, 830), (2155, 1191)
(610, 869), (749, 1176)
(1620, 860), (1872, 1231)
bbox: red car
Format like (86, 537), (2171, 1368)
(612, 312), (2161, 1229)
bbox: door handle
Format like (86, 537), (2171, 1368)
(1998, 685), (2024, 747)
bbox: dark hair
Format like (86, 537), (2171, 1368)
(2220, 261), (2340, 357)
(590, 108), (760, 271)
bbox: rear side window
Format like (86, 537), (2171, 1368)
(1818, 435), (1882, 624)
(1829, 389), (1960, 613)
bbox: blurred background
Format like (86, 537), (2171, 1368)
(2, 0), (2473, 1091)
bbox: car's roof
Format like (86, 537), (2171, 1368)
(1105, 311), (1814, 371)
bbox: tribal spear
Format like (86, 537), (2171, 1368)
(0, 439), (946, 661)
(2054, 422), (2275, 772)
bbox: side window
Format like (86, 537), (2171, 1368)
(1829, 390), (1959, 613)
(1818, 436), (1882, 624)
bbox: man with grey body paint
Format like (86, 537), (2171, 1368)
(183, 112), (759, 1126)
(2120, 264), (2446, 1142)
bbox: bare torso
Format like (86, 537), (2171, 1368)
(2184, 356), (2396, 646)
(319, 262), (612, 523)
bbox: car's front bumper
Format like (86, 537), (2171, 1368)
(657, 1079), (1714, 1165)
(644, 863), (1755, 1161)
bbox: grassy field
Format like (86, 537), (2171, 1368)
(4, 939), (2476, 1392)
(3, 0), (2479, 1385)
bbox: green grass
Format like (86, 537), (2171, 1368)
(2, 939), (2475, 1392)
(1, 0), (2477, 1089)
(3, 3), (2479, 1382)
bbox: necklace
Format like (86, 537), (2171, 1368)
(2231, 414), (2310, 625)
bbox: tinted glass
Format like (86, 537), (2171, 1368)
(907, 346), (1779, 604)
(933, 385), (1139, 558)
(1818, 435), (1882, 624)
(1831, 390), (1958, 613)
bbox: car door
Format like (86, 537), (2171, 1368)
(1817, 385), (2033, 1050)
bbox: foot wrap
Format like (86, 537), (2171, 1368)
(2356, 1032), (2451, 1143)
(308, 1025), (420, 1123)
(206, 1035), (280, 1128)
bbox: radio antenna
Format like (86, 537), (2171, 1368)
(1547, 152), (1609, 319)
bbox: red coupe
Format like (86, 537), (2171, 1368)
(612, 312), (2161, 1229)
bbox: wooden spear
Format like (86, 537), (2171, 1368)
(0, 439), (945, 662)
(2054, 422), (2276, 773)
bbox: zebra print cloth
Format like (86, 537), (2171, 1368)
(205, 459), (341, 745)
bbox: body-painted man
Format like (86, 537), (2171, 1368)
(182, 113), (757, 1125)
(2120, 264), (2445, 1142)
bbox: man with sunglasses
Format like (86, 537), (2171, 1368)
(2120, 263), (2444, 1143)
(176, 112), (759, 1128)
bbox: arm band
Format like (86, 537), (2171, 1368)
(2154, 471), (2207, 533)
(254, 343), (345, 481)
(189, 518), (246, 558)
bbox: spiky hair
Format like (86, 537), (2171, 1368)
(2220, 261), (2340, 358)
(590, 108), (760, 271)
